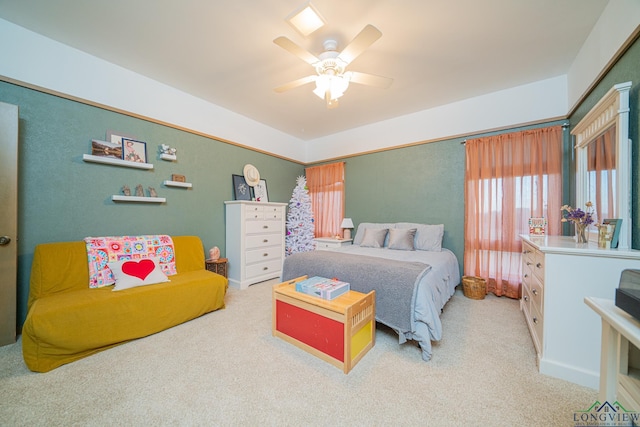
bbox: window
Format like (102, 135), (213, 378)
(305, 162), (345, 237)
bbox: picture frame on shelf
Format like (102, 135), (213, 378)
(171, 174), (186, 182)
(254, 179), (269, 202)
(106, 130), (137, 146)
(232, 174), (251, 201)
(602, 219), (622, 248)
(122, 138), (147, 163)
(91, 139), (122, 159)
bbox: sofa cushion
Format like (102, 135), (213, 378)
(109, 258), (170, 291)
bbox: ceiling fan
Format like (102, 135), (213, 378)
(273, 24), (393, 109)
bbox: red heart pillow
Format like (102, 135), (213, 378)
(122, 259), (155, 280)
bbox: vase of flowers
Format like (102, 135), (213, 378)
(561, 202), (596, 244)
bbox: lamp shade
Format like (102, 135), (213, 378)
(340, 218), (354, 229)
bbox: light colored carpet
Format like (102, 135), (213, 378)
(0, 280), (596, 426)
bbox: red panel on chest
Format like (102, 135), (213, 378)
(276, 300), (344, 362)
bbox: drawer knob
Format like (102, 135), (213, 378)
(532, 288), (538, 295)
(523, 250), (531, 254)
(532, 316), (538, 324)
(523, 295), (529, 302)
(536, 263), (542, 268)
(524, 274), (528, 278)
(526, 262), (533, 266)
(263, 266), (268, 271)
(263, 253), (268, 257)
(263, 225), (269, 229)
(263, 239), (269, 243)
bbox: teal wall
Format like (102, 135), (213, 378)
(0, 81), (304, 326)
(340, 139), (465, 269)
(568, 35), (640, 248)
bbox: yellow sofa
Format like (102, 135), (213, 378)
(22, 235), (227, 372)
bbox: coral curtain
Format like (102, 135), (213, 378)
(306, 162), (345, 237)
(464, 126), (563, 298)
(587, 126), (616, 221)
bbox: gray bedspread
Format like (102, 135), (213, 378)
(281, 250), (431, 336)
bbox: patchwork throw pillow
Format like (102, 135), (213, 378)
(109, 258), (170, 291)
(388, 228), (417, 251)
(360, 228), (389, 248)
(84, 235), (176, 288)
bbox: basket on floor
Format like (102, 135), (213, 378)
(461, 276), (487, 300)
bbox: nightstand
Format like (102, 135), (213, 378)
(314, 237), (353, 250)
(205, 258), (228, 278)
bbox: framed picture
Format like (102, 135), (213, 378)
(602, 219), (622, 248)
(122, 138), (147, 163)
(171, 174), (186, 182)
(91, 139), (122, 159)
(232, 174), (252, 201)
(254, 179), (269, 202)
(528, 217), (546, 236)
(106, 130), (137, 146)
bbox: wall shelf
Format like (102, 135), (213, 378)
(163, 180), (192, 188)
(83, 153), (153, 170)
(160, 153), (177, 161)
(112, 195), (166, 203)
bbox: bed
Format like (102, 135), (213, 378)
(281, 222), (461, 361)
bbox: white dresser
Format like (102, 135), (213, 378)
(520, 235), (640, 389)
(225, 201), (287, 290)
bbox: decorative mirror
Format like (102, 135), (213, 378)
(571, 81), (631, 249)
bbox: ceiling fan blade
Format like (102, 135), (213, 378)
(274, 75), (317, 93)
(337, 24), (382, 65)
(273, 36), (320, 65)
(347, 71), (393, 89)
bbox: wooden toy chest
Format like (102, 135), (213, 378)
(272, 276), (376, 374)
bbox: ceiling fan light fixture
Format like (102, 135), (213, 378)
(286, 2), (326, 37)
(313, 74), (350, 101)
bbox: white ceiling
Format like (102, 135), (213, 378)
(0, 0), (609, 141)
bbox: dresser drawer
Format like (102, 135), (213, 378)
(533, 250), (545, 280)
(245, 204), (265, 219)
(246, 246), (281, 264)
(521, 282), (531, 314)
(523, 245), (536, 272)
(529, 274), (544, 313)
(246, 233), (280, 249)
(246, 259), (282, 279)
(530, 303), (544, 353)
(246, 220), (280, 234)
(263, 206), (283, 220)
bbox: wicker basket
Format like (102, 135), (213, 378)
(461, 276), (487, 300)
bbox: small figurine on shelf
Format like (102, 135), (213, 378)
(122, 185), (131, 196)
(160, 144), (177, 156)
(148, 187), (157, 197)
(208, 246), (220, 261)
(135, 184), (144, 197)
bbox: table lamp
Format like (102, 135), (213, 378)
(340, 218), (354, 240)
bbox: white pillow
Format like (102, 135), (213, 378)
(109, 258), (169, 291)
(360, 228), (388, 248)
(388, 228), (416, 251)
(396, 222), (444, 251)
